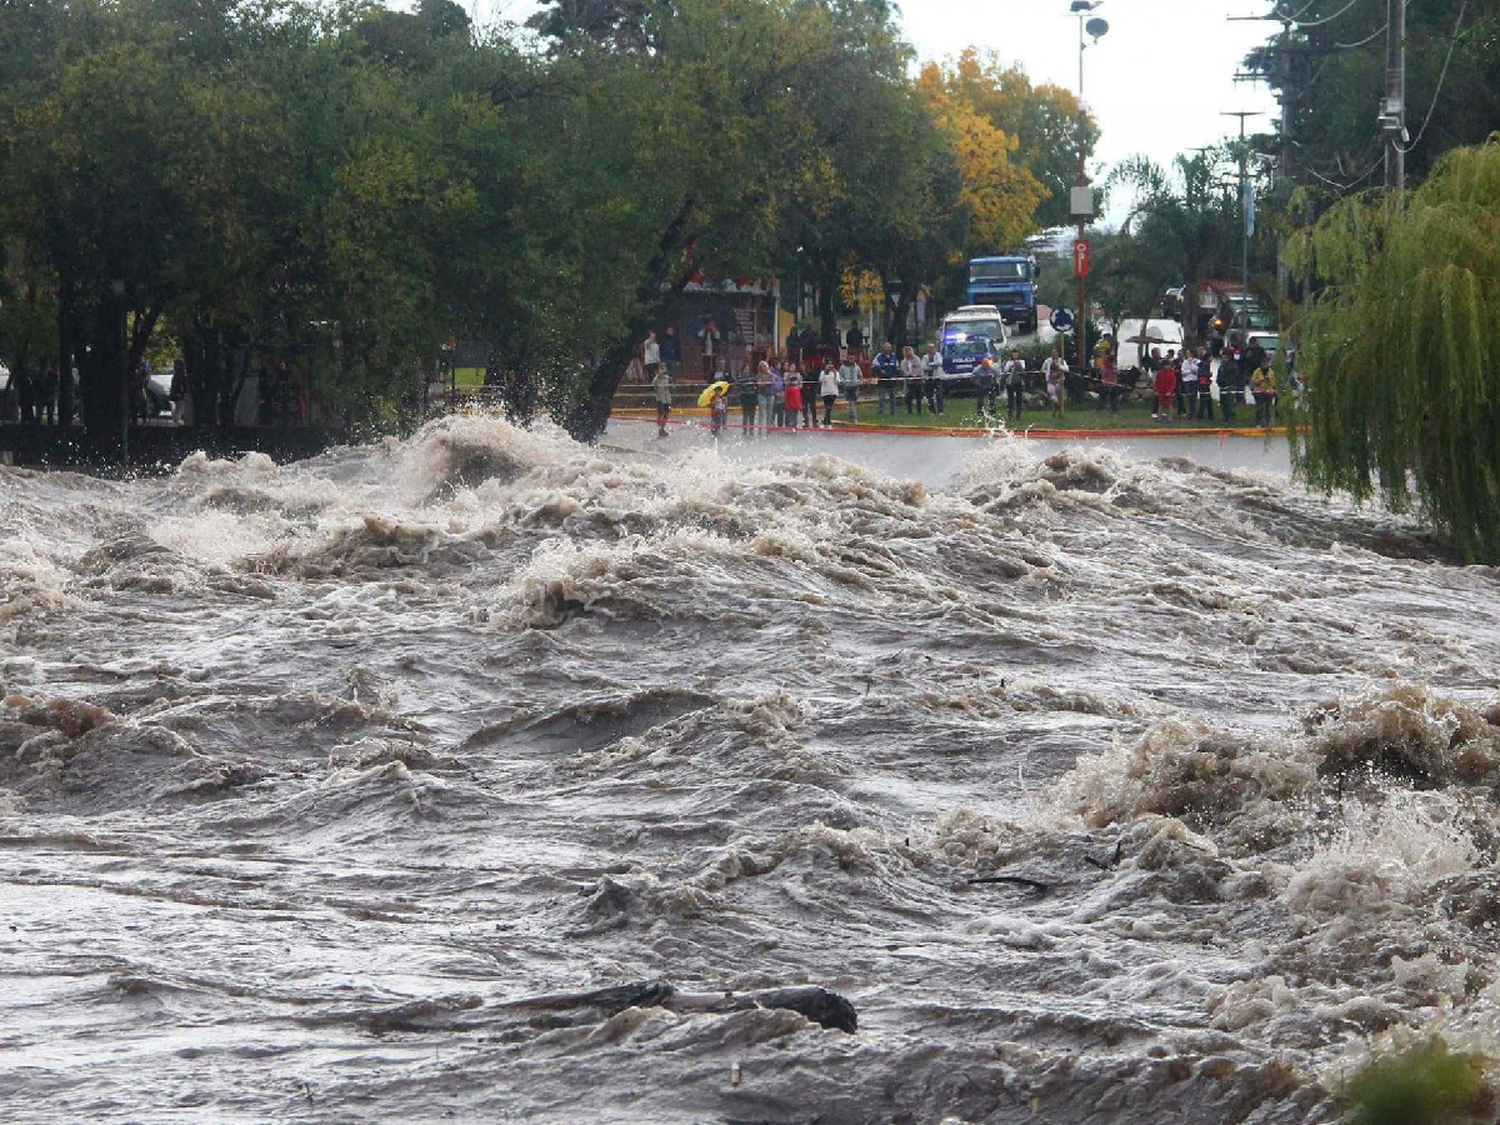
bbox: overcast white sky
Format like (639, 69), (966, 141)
(474, 0), (1282, 206)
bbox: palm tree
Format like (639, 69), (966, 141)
(1110, 150), (1240, 347)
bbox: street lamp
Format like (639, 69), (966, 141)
(1069, 2), (1107, 381)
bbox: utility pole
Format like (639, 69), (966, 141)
(1382, 0), (1406, 191)
(1222, 111), (1262, 326)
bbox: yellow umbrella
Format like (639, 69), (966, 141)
(696, 380), (730, 407)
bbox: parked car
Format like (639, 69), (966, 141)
(1245, 331), (1280, 360)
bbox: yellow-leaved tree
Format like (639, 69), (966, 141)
(916, 62), (1048, 259)
(931, 49), (1099, 231)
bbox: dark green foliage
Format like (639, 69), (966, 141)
(1290, 140), (1500, 560)
(1247, 0), (1500, 198)
(0, 0), (1069, 441)
(1343, 1037), (1488, 1125)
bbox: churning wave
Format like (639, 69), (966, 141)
(3, 414), (1500, 1122)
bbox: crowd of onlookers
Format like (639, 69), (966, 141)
(648, 322), (1294, 437)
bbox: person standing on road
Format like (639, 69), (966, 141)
(974, 357), (999, 417)
(1042, 349), (1067, 418)
(652, 363), (672, 437)
(901, 346), (924, 415)
(1195, 348), (1214, 420)
(801, 360), (818, 429)
(1178, 349), (1198, 418)
(1002, 349), (1026, 421)
(734, 364), (758, 433)
(755, 361), (777, 432)
(1251, 356), (1275, 427)
(922, 343), (944, 414)
(819, 360), (839, 427)
(1217, 352), (1241, 424)
(1153, 357), (1177, 423)
(709, 384), (729, 437)
(872, 343), (900, 417)
(783, 365), (803, 431)
(1165, 349), (1187, 416)
(771, 363), (788, 428)
(1098, 352), (1119, 414)
(839, 354), (862, 422)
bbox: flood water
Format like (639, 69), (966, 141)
(3, 415), (1499, 1122)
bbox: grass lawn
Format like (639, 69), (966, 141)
(849, 397), (1239, 432)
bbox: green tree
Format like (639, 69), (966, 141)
(1110, 150), (1242, 345)
(920, 48), (1099, 231)
(1290, 139), (1500, 560)
(1247, 0), (1500, 198)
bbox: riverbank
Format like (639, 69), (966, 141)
(0, 423), (340, 472)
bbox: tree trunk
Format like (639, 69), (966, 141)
(562, 196), (697, 443)
(56, 279), (75, 429)
(1182, 265), (1203, 348)
(816, 253), (839, 345)
(79, 292), (127, 454)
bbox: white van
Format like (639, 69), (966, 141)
(941, 305), (1008, 350)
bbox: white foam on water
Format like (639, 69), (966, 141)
(2, 415), (1499, 1122)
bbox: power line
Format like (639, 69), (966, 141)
(1332, 22), (1385, 49)
(1272, 0), (1325, 22)
(1293, 0), (1366, 30)
(1305, 153), (1382, 191)
(1395, 0), (1470, 155)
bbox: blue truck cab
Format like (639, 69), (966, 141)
(966, 256), (1039, 334)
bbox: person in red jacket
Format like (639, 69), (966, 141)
(1153, 359), (1178, 424)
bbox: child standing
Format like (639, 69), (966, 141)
(1153, 359), (1177, 423)
(783, 367), (803, 431)
(709, 385), (729, 437)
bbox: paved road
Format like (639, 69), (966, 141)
(606, 415), (1291, 490)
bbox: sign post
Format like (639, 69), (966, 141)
(1071, 184), (1094, 386)
(1073, 239), (1090, 279)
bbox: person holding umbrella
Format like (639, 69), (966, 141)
(698, 376), (731, 436)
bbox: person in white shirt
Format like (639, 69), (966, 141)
(901, 346), (925, 415)
(838, 357), (862, 422)
(818, 361), (840, 427)
(922, 343), (945, 414)
(643, 331), (661, 373)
